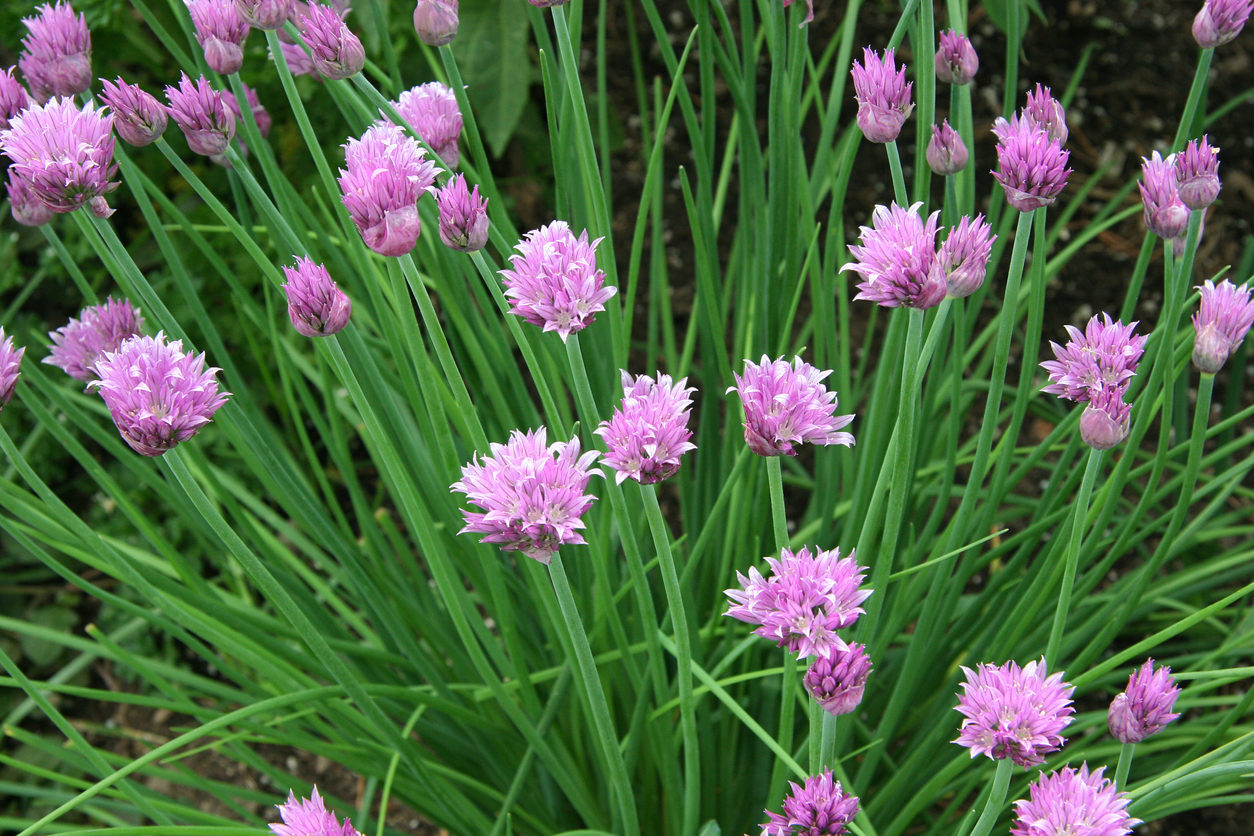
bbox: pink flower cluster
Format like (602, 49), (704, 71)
(1107, 659), (1181, 745)
(1011, 764), (1139, 836)
(728, 356), (855, 457)
(953, 657), (1075, 768)
(500, 221), (617, 342)
(596, 371), (696, 485)
(271, 788), (360, 836)
(992, 86), (1071, 213)
(0, 329), (25, 411)
(1192, 279), (1254, 374)
(337, 123), (439, 257)
(0, 96), (117, 218)
(45, 298), (145, 382)
(851, 47), (913, 144)
(19, 2), (91, 103)
(1041, 313), (1145, 449)
(388, 82), (463, 168)
(804, 643), (872, 717)
(760, 770), (859, 836)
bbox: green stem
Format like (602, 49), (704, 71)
(1045, 446), (1104, 668)
(766, 650), (798, 812)
(39, 225), (97, 303)
(766, 455), (789, 553)
(1115, 742), (1135, 790)
(968, 758), (1014, 836)
(886, 140), (909, 207)
(1172, 48), (1214, 151)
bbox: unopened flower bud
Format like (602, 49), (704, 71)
(1193, 0), (1253, 48)
(0, 328), (25, 410)
(1108, 660), (1180, 744)
(1192, 279), (1254, 374)
(165, 73), (236, 157)
(1139, 151), (1189, 240)
(1080, 388), (1131, 450)
(6, 171), (54, 227)
(413, 0), (458, 46)
(282, 256), (352, 337)
(100, 77), (168, 146)
(1, 67), (31, 131)
(189, 0), (249, 75)
(926, 120), (967, 176)
(301, 2), (364, 79)
(1175, 136), (1221, 210)
(804, 644), (872, 716)
(935, 29), (978, 85)
(937, 214), (995, 299)
(236, 0), (293, 30)
(18, 2), (92, 103)
(851, 47), (914, 144)
(435, 173), (489, 252)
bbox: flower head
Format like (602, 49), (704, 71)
(1080, 386), (1131, 450)
(1, 67), (31, 131)
(725, 547), (871, 660)
(935, 29), (978, 85)
(1192, 279), (1254, 374)
(300, 2), (364, 80)
(388, 82), (462, 168)
(1193, 0), (1254, 48)
(235, 0), (293, 30)
(499, 220), (617, 341)
(413, 0), (458, 45)
(435, 173), (489, 252)
(271, 788), (361, 836)
(1108, 659), (1181, 744)
(936, 214), (995, 299)
(6, 170), (54, 227)
(843, 202), (945, 310)
(0, 96), (117, 218)
(89, 333), (230, 457)
(954, 658), (1075, 768)
(0, 329), (25, 410)
(1041, 313), (1146, 402)
(165, 73), (236, 157)
(595, 370), (696, 485)
(851, 47), (914, 144)
(1139, 151), (1189, 240)
(99, 78), (168, 147)
(44, 297), (145, 382)
(337, 123), (439, 257)
(760, 771), (859, 836)
(804, 644), (872, 716)
(19, 2), (91, 103)
(450, 427), (601, 564)
(728, 356), (855, 457)
(1023, 84), (1068, 145)
(188, 0), (249, 75)
(992, 116), (1071, 212)
(282, 256), (352, 337)
(1011, 764), (1140, 836)
(1175, 135), (1221, 210)
(927, 120), (968, 176)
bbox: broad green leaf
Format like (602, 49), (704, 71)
(455, 0), (532, 157)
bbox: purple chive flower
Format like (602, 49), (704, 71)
(435, 173), (489, 252)
(1041, 313), (1146, 403)
(851, 47), (914, 144)
(1193, 0), (1254, 48)
(1023, 84), (1068, 145)
(1175, 135), (1222, 210)
(725, 547), (871, 660)
(271, 788), (361, 836)
(1139, 151), (1189, 240)
(728, 356), (855, 457)
(927, 120), (968, 176)
(413, 0), (458, 46)
(89, 333), (230, 457)
(935, 29), (978, 85)
(1080, 386), (1132, 450)
(99, 78), (168, 147)
(992, 116), (1071, 212)
(936, 214), (996, 299)
(236, 0), (294, 30)
(782, 0), (815, 25)
(804, 644), (872, 716)
(44, 297), (144, 382)
(760, 771), (859, 836)
(0, 97), (117, 218)
(954, 658), (1075, 768)
(0, 329), (26, 411)
(279, 0), (350, 43)
(389, 82), (463, 168)
(188, 0), (249, 75)
(843, 201), (946, 310)
(165, 74), (236, 157)
(595, 370), (696, 485)
(337, 123), (438, 257)
(300, 2), (364, 80)
(18, 2), (91, 103)
(6, 171), (55, 227)
(273, 41), (321, 78)
(1108, 659), (1181, 744)
(499, 220), (617, 341)
(450, 427), (601, 565)
(1011, 764), (1140, 836)
(1192, 279), (1254, 373)
(1, 67), (31, 131)
(281, 257), (352, 337)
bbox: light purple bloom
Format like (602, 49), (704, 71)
(926, 120), (968, 176)
(1023, 84), (1068, 145)
(725, 546), (871, 660)
(1011, 764), (1140, 836)
(1193, 0), (1254, 48)
(804, 644), (872, 716)
(235, 0), (293, 30)
(1041, 313), (1146, 403)
(44, 297), (145, 382)
(413, 0), (458, 46)
(760, 770), (859, 836)
(99, 78), (168, 147)
(1, 67), (31, 131)
(6, 170), (54, 227)
(851, 47), (914, 144)
(936, 214), (995, 299)
(782, 0), (814, 25)
(728, 356), (855, 457)
(954, 657), (1075, 768)
(935, 29), (978, 85)
(435, 173), (489, 252)
(165, 74), (236, 157)
(1175, 135), (1221, 210)
(0, 96), (117, 218)
(89, 333), (230, 457)
(595, 370), (696, 485)
(271, 788), (360, 836)
(1192, 279), (1254, 373)
(450, 427), (601, 565)
(18, 2), (91, 103)
(499, 220), (617, 341)
(388, 82), (463, 168)
(1080, 386), (1131, 450)
(992, 116), (1071, 212)
(278, 0), (350, 43)
(1108, 659), (1181, 744)
(282, 256), (352, 337)
(0, 328), (25, 411)
(188, 0), (249, 75)
(337, 123), (438, 257)
(300, 2), (364, 80)
(1139, 151), (1189, 240)
(843, 201), (945, 310)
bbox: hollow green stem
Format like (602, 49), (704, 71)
(886, 140), (909, 207)
(968, 758), (1014, 836)
(1115, 742), (1135, 790)
(767, 650), (798, 812)
(766, 455), (789, 554)
(1045, 446), (1104, 668)
(1172, 48), (1214, 151)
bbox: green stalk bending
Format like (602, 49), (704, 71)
(1172, 48), (1214, 151)
(886, 140), (910, 207)
(967, 758), (1014, 836)
(1115, 742), (1135, 790)
(766, 456), (789, 554)
(1044, 446), (1104, 668)
(764, 453), (796, 809)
